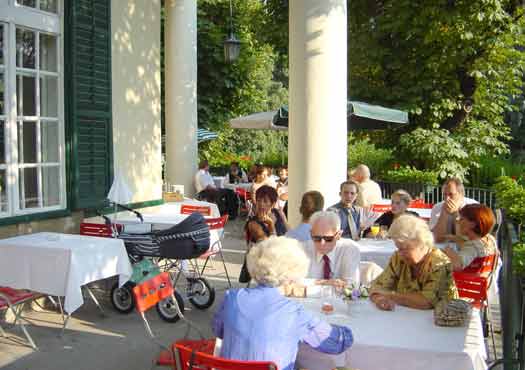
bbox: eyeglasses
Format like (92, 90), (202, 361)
(311, 235), (336, 242)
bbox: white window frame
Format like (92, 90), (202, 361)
(0, 0), (65, 217)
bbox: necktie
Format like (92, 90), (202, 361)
(322, 254), (331, 279)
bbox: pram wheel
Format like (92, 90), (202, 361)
(188, 277), (215, 309)
(110, 281), (135, 314)
(156, 290), (185, 323)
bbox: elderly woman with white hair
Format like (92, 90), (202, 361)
(370, 215), (458, 311)
(212, 237), (353, 370)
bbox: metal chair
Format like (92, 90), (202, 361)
(0, 287), (39, 349)
(198, 215), (231, 287)
(132, 272), (204, 368)
(180, 205), (212, 217)
(173, 338), (278, 370)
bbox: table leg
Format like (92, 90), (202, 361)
(84, 286), (105, 317)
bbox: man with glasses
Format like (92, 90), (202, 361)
(430, 177), (478, 243)
(301, 211), (360, 286)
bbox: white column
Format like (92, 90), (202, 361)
(288, 0), (348, 226)
(164, 0), (198, 197)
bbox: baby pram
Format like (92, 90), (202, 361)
(83, 206), (215, 322)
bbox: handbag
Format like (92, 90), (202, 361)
(434, 299), (472, 327)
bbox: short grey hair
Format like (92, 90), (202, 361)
(309, 210), (341, 231)
(246, 236), (310, 287)
(389, 215), (434, 250)
(356, 164), (371, 180)
(443, 177), (465, 196)
(391, 189), (412, 205)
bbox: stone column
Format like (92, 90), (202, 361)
(164, 0), (198, 197)
(288, 0), (348, 226)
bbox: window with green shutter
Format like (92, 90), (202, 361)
(66, 0), (113, 209)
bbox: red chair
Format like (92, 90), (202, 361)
(79, 222), (122, 237)
(180, 204), (212, 217)
(371, 204), (391, 213)
(132, 272), (204, 367)
(408, 199), (433, 209)
(235, 188), (252, 216)
(0, 287), (39, 349)
(453, 271), (496, 353)
(462, 254), (497, 276)
(198, 215), (231, 287)
(173, 338), (278, 370)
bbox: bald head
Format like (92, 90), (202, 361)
(354, 164), (371, 182)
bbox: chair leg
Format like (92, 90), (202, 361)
(218, 250), (232, 288)
(7, 305), (37, 350)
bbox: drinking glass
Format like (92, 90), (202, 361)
(370, 223), (380, 239)
(379, 225), (389, 239)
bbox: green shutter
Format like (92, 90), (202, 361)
(66, 0), (113, 209)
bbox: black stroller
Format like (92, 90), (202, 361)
(86, 206), (216, 322)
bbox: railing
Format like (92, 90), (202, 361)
(377, 181), (496, 208)
(489, 210), (524, 370)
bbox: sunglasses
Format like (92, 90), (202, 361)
(311, 235), (337, 242)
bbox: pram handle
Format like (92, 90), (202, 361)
(112, 202), (144, 223)
(95, 210), (113, 226)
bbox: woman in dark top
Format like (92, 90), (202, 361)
(240, 186), (289, 282)
(246, 185), (288, 242)
(365, 189), (419, 236)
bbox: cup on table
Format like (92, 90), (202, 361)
(379, 225), (389, 239)
(370, 223), (380, 239)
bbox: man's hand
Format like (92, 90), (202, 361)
(444, 197), (460, 214)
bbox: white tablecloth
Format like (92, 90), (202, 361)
(295, 298), (487, 370)
(0, 232), (132, 314)
(355, 238), (397, 268)
(212, 176), (225, 189)
(222, 182), (252, 192)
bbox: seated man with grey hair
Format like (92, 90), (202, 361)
(302, 211), (361, 286)
(212, 236), (353, 370)
(430, 177), (478, 243)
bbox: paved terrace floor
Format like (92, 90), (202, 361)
(0, 218), (503, 369)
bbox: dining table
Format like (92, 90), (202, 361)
(294, 293), (487, 370)
(0, 232), (132, 315)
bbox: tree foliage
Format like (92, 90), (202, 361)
(196, 0), (288, 167)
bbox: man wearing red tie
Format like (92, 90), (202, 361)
(301, 211), (361, 287)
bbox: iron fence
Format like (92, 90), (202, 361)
(377, 181), (496, 208)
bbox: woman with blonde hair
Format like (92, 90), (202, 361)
(213, 237), (353, 370)
(370, 215), (458, 311)
(364, 189), (418, 236)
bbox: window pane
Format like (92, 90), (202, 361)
(41, 121), (58, 162)
(39, 33), (57, 72)
(0, 170), (6, 212)
(0, 121), (5, 164)
(0, 24), (4, 66)
(16, 28), (36, 69)
(19, 121), (37, 163)
(40, 76), (58, 117)
(42, 166), (59, 206)
(0, 72), (4, 115)
(20, 167), (39, 209)
(17, 74), (36, 116)
(18, 0), (36, 8)
(40, 0), (58, 13)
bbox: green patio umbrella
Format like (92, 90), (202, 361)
(272, 101), (409, 130)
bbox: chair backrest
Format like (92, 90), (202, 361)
(462, 254), (497, 275)
(359, 261), (384, 286)
(204, 215), (228, 231)
(174, 340), (278, 370)
(371, 204), (391, 213)
(453, 271), (488, 309)
(408, 199), (433, 209)
(79, 222), (121, 237)
(132, 272), (174, 313)
(181, 204), (212, 217)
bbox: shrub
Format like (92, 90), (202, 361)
(382, 166), (439, 185)
(347, 136), (394, 178)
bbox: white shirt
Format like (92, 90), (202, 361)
(286, 223), (311, 242)
(194, 169), (215, 193)
(302, 239), (360, 285)
(429, 197), (478, 230)
(356, 179), (383, 208)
